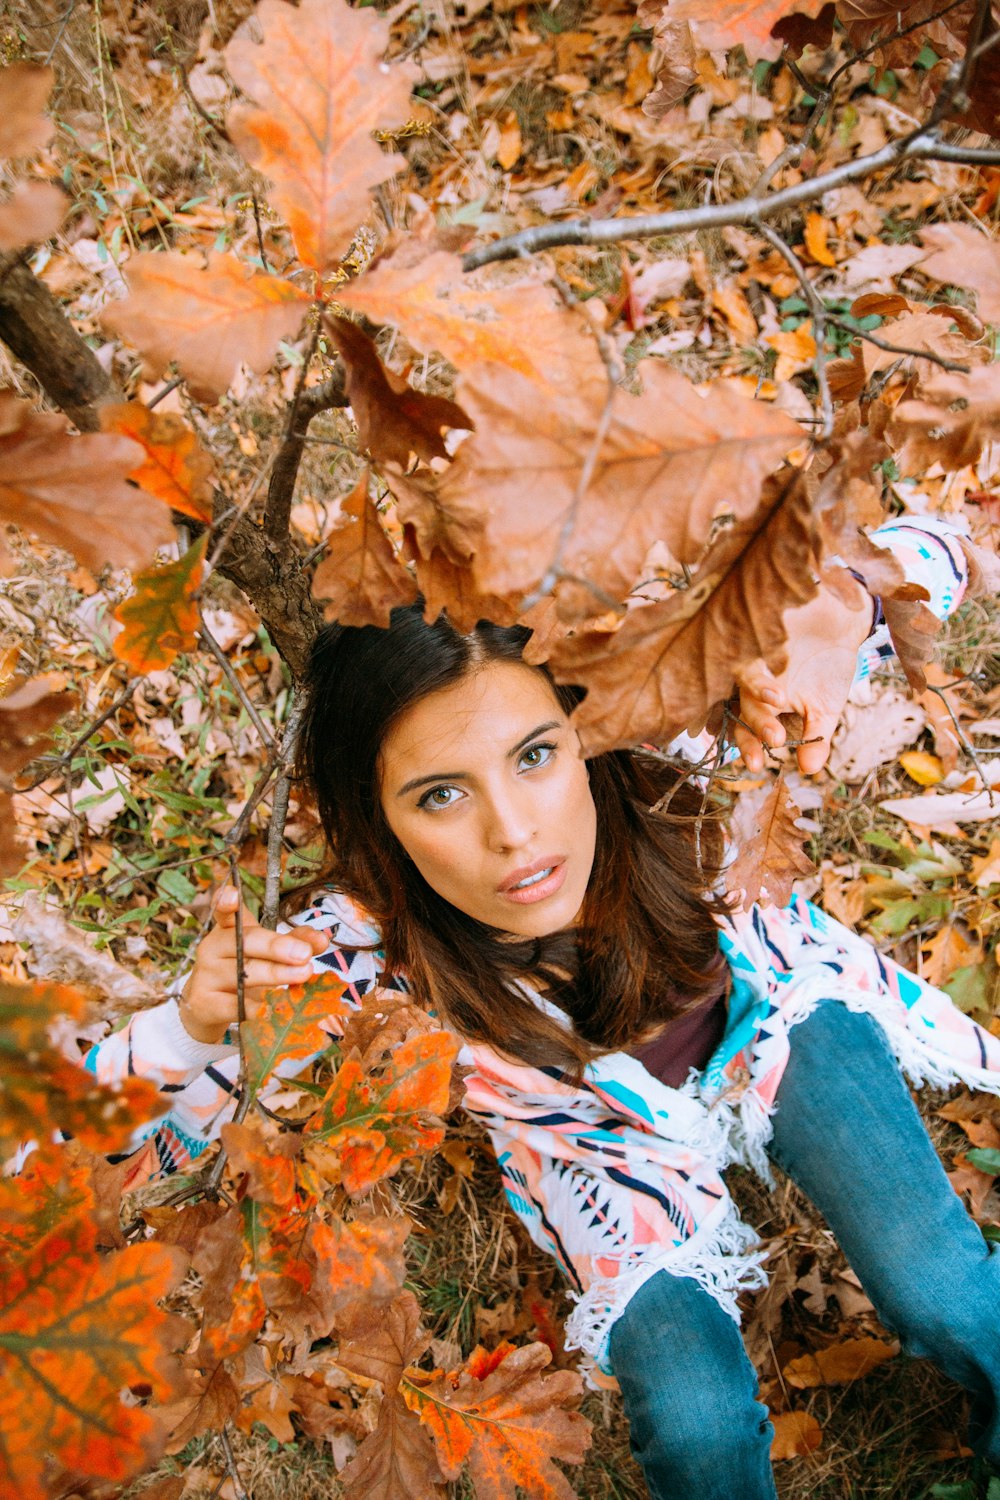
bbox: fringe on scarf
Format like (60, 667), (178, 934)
(562, 1197), (770, 1383)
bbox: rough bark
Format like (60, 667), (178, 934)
(0, 253), (114, 430)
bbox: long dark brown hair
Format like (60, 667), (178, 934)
(295, 602), (727, 1077)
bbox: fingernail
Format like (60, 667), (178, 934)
(281, 940), (312, 961)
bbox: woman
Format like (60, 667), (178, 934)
(90, 515), (1000, 1499)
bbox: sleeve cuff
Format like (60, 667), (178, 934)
(131, 1000), (239, 1077)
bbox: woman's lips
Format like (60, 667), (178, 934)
(498, 858), (567, 905)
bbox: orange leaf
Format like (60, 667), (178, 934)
(337, 247), (600, 394)
(401, 1341), (590, 1498)
(662, 0), (831, 61)
(541, 472), (818, 754)
(308, 1214), (410, 1315)
(112, 534), (207, 673)
(0, 181), (65, 251)
(0, 388), (173, 573)
(100, 251), (312, 403)
(421, 360), (800, 616)
(0, 63), (54, 158)
(304, 1030), (459, 1194)
(770, 1409), (823, 1459)
(0, 1213), (188, 1495)
(242, 972), (351, 1094)
(325, 317), (472, 469)
(221, 1119), (301, 1206)
(0, 980), (164, 1156)
(100, 403), (214, 523)
(782, 1336), (898, 1388)
(921, 924), (980, 989)
(803, 211), (837, 267)
(727, 774), (815, 910)
(225, 0), (419, 274)
(312, 471), (419, 627)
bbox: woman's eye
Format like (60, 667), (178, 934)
(520, 741), (555, 770)
(418, 785), (461, 810)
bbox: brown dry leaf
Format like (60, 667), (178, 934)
(917, 663), (964, 774)
(783, 1336), (898, 1387)
(887, 364), (1000, 475)
(325, 317), (472, 468)
(225, 0), (419, 274)
(712, 281), (758, 344)
(770, 1410), (823, 1460)
(100, 404), (215, 524)
(660, 0), (831, 59)
(921, 925), (981, 988)
(727, 774), (815, 910)
(435, 360), (800, 615)
(918, 223), (1000, 324)
(495, 112), (522, 169)
(0, 181), (65, 250)
(856, 310), (978, 378)
(0, 389), (173, 573)
(100, 251), (312, 403)
(828, 685), (926, 783)
(337, 247), (602, 394)
(638, 8), (696, 118)
(881, 594), (941, 693)
(970, 839), (1000, 889)
(412, 546), (520, 633)
(0, 676), (77, 777)
(312, 471), (419, 627)
(401, 1343), (591, 1499)
(540, 473), (818, 755)
(949, 1157), (997, 1219)
(0, 63), (54, 158)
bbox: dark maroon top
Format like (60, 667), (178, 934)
(629, 987), (729, 1088)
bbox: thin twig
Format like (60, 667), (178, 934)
(462, 132), (1000, 268)
(251, 195), (271, 271)
(17, 679), (139, 792)
(224, 756), (281, 848)
(924, 682), (997, 806)
(261, 693), (304, 929)
(176, 59), (232, 142)
(754, 222), (833, 439)
(201, 857), (252, 1196)
(827, 316), (971, 373)
(218, 1426), (249, 1500)
(42, 2), (78, 64)
(198, 605), (276, 750)
(263, 348), (350, 547)
(146, 376), (183, 410)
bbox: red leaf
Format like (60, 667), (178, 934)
(312, 471), (419, 627)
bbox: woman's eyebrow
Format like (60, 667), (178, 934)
(395, 720), (562, 798)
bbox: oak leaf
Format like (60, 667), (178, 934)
(242, 972), (350, 1094)
(303, 1030), (459, 1194)
(0, 390), (173, 573)
(887, 364), (1000, 475)
(782, 1336), (898, 1387)
(918, 222), (1000, 325)
(308, 1214), (410, 1317)
(221, 1119), (301, 1206)
(112, 535), (207, 673)
(636, 2), (696, 118)
(0, 980), (163, 1156)
(312, 472), (419, 627)
(0, 63), (54, 158)
(538, 472), (818, 754)
(0, 181), (65, 250)
(100, 404), (214, 523)
(99, 251), (311, 403)
(337, 1292), (445, 1500)
(401, 1341), (591, 1499)
(433, 360), (800, 615)
(325, 317), (472, 469)
(160, 1362), (241, 1454)
(727, 774), (815, 910)
(412, 545), (520, 633)
(970, 839), (1000, 889)
(770, 1410), (823, 1459)
(0, 1143), (94, 1254)
(338, 248), (602, 393)
(225, 0), (418, 274)
(657, 0), (831, 60)
(0, 1213), (189, 1494)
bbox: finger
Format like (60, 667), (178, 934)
(212, 883), (258, 931)
(242, 958), (317, 990)
(737, 693), (787, 752)
(731, 722), (766, 774)
(797, 707), (838, 774)
(735, 661), (787, 710)
(238, 929), (321, 964)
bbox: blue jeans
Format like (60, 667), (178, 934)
(608, 1000), (1000, 1499)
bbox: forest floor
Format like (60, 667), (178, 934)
(3, 0), (1000, 1494)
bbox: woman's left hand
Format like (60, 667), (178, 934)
(732, 580), (875, 775)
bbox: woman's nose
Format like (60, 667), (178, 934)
(483, 789), (536, 854)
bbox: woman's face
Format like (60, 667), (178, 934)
(378, 659), (597, 938)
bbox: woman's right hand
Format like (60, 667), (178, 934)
(177, 884), (331, 1043)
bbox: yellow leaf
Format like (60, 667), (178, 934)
(783, 1337), (898, 1388)
(899, 750), (944, 786)
(804, 211), (837, 267)
(770, 1410), (823, 1460)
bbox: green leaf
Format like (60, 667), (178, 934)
(964, 1147), (1000, 1176)
(156, 868), (198, 906)
(944, 964), (990, 1016)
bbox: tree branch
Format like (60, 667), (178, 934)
(263, 360), (350, 547)
(827, 317), (972, 372)
(754, 222), (833, 439)
(0, 253), (114, 430)
(462, 132), (1000, 268)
